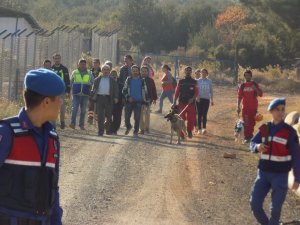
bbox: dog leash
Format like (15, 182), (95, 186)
(178, 103), (190, 117)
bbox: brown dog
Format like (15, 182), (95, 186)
(164, 109), (186, 144)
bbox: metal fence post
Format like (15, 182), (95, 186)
(8, 30), (19, 100)
(0, 26), (119, 99)
(174, 56), (179, 80)
(0, 33), (10, 96)
(24, 31), (34, 78)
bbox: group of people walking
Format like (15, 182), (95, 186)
(43, 53), (216, 140)
(43, 54), (160, 137)
(0, 49), (299, 225)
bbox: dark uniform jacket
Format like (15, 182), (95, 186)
(177, 76), (197, 104)
(52, 64), (70, 93)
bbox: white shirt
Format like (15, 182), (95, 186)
(97, 76), (110, 95)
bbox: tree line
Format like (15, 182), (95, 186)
(1, 0), (299, 68)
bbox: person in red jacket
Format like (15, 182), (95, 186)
(237, 70), (263, 143)
(173, 66), (198, 138)
(155, 64), (175, 113)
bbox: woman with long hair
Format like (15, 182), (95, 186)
(155, 64), (175, 113)
(141, 56), (154, 78)
(196, 68), (214, 134)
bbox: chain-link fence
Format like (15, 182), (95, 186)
(91, 29), (119, 67)
(0, 26), (118, 101)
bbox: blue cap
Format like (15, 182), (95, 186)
(268, 98), (286, 111)
(24, 68), (65, 96)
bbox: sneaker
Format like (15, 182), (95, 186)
(79, 126), (85, 130)
(125, 127), (132, 135)
(133, 132), (139, 137)
(69, 124), (75, 129)
(188, 131), (193, 138)
(139, 130), (145, 135)
(60, 122), (65, 129)
(201, 129), (207, 135)
(98, 132), (103, 136)
(155, 109), (162, 113)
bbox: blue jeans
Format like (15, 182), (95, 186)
(250, 169), (288, 225)
(71, 95), (89, 127)
(159, 90), (174, 111)
(125, 102), (142, 133)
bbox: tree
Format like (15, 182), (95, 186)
(240, 0), (300, 30)
(118, 0), (165, 52)
(240, 0), (300, 60)
(215, 6), (255, 82)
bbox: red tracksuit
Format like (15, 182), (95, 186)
(238, 81), (263, 139)
(175, 76), (198, 132)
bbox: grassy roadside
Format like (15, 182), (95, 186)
(0, 98), (20, 119)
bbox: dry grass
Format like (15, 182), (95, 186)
(0, 98), (20, 119)
(239, 65), (300, 93)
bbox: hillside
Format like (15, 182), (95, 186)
(1, 0), (299, 69)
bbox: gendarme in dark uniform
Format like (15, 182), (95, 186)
(0, 69), (65, 225)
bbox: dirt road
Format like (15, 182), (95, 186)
(58, 86), (300, 225)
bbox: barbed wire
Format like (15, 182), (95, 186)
(0, 26), (118, 101)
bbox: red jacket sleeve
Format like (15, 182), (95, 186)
(194, 83), (199, 97)
(255, 83), (263, 97)
(174, 83), (180, 99)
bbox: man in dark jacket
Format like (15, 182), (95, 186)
(87, 58), (102, 124)
(90, 64), (118, 136)
(115, 55), (134, 129)
(140, 65), (157, 134)
(91, 58), (101, 78)
(173, 66), (198, 138)
(52, 53), (70, 129)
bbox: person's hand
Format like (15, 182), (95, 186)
(257, 144), (268, 153)
(128, 97), (133, 103)
(196, 96), (200, 103)
(114, 98), (118, 104)
(292, 181), (300, 191)
(188, 98), (195, 104)
(211, 101), (214, 106)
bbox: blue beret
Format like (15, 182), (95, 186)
(24, 68), (65, 96)
(268, 98), (286, 111)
